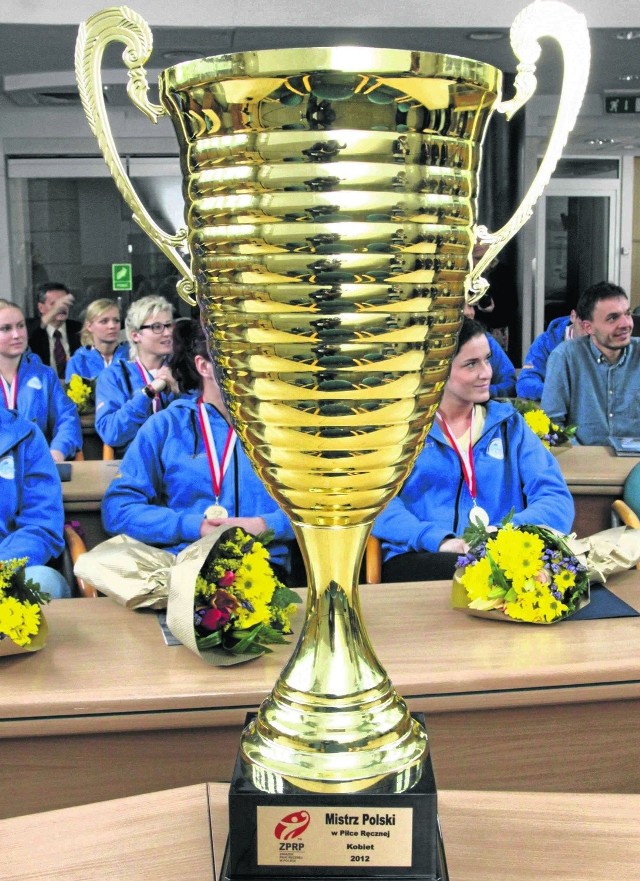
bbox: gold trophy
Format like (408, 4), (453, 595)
(76, 4), (589, 877)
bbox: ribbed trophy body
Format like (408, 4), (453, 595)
(75, 2), (590, 796)
(158, 49), (498, 792)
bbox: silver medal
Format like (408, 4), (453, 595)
(469, 506), (490, 528)
(204, 503), (229, 519)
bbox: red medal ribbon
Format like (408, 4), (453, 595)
(436, 409), (477, 504)
(197, 397), (237, 504)
(135, 359), (160, 413)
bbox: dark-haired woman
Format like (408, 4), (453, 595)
(372, 317), (575, 582)
(101, 319), (295, 574)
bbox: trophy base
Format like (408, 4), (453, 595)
(222, 713), (447, 881)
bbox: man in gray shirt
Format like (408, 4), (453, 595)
(541, 282), (639, 446)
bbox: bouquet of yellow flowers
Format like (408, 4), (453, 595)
(0, 558), (50, 655)
(193, 527), (302, 656)
(509, 398), (576, 448)
(66, 374), (96, 414)
(452, 514), (589, 624)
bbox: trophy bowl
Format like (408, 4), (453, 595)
(75, 2), (589, 798)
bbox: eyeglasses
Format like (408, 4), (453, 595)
(139, 321), (175, 334)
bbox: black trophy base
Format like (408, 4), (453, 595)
(221, 713), (448, 881)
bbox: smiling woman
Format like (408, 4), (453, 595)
(371, 316), (575, 582)
(93, 294), (180, 455)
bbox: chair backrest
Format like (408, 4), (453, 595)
(63, 523), (99, 597)
(623, 462), (640, 518)
(365, 535), (382, 584)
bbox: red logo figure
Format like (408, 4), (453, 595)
(274, 810), (311, 840)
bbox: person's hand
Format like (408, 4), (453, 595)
(200, 515), (267, 538)
(41, 293), (74, 326)
(439, 537), (469, 554)
(50, 449), (65, 464)
(151, 365), (179, 395)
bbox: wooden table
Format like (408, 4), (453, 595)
(2, 572), (640, 818)
(3, 782), (640, 880)
(62, 459), (120, 547)
(554, 444), (640, 536)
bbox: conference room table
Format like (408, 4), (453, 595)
(2, 571), (640, 819)
(552, 444), (640, 535)
(4, 781), (640, 881)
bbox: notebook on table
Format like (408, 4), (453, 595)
(56, 462), (72, 481)
(609, 437), (640, 457)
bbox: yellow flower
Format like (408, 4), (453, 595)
(458, 556), (494, 602)
(66, 374), (94, 413)
(487, 526), (544, 590)
(0, 596), (41, 646)
(233, 544), (277, 629)
(524, 408), (551, 438)
(0, 557), (29, 598)
(504, 585), (568, 623)
(553, 569), (576, 590)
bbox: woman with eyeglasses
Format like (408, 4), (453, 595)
(102, 318), (296, 579)
(95, 295), (179, 454)
(64, 298), (129, 382)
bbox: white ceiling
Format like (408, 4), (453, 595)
(1, 1), (639, 152)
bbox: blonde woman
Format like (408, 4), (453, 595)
(64, 298), (128, 381)
(0, 299), (81, 462)
(95, 294), (179, 454)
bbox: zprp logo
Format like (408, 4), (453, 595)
(274, 810), (311, 840)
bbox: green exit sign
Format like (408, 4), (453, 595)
(112, 263), (133, 291)
(604, 95), (640, 114)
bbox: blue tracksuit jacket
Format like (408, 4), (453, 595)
(11, 352), (81, 460)
(95, 359), (177, 453)
(516, 316), (571, 400)
(487, 334), (516, 398)
(0, 408), (64, 565)
(65, 343), (129, 382)
(372, 400), (575, 563)
(102, 396), (295, 566)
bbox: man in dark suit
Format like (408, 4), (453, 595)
(27, 282), (82, 379)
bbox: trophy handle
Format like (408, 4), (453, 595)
(75, 6), (196, 305)
(467, 0), (590, 300)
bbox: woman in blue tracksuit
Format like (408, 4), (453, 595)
(64, 298), (128, 381)
(0, 408), (70, 598)
(0, 300), (81, 462)
(372, 317), (575, 582)
(102, 318), (296, 577)
(94, 294), (179, 455)
(516, 312), (586, 400)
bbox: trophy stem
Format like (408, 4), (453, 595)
(240, 523), (429, 794)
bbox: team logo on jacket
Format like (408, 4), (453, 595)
(487, 439), (504, 460)
(27, 377), (43, 390)
(0, 455), (15, 479)
(274, 810), (311, 840)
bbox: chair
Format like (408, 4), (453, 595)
(62, 523), (99, 597)
(612, 499), (640, 529)
(103, 443), (115, 460)
(74, 449), (85, 461)
(611, 462), (640, 569)
(364, 535), (382, 584)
